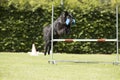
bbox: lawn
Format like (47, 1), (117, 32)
(0, 53), (120, 80)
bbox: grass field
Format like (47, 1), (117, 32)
(0, 53), (120, 80)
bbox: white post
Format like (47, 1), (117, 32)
(51, 4), (54, 60)
(116, 4), (119, 62)
(61, 0), (63, 5)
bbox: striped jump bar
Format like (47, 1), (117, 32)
(53, 39), (117, 42)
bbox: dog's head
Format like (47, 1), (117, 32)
(61, 11), (75, 34)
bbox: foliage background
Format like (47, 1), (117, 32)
(0, 0), (120, 53)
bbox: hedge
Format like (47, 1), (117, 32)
(0, 1), (120, 54)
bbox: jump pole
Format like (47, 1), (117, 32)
(53, 39), (117, 42)
(116, 3), (119, 62)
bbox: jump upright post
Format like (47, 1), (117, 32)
(116, 3), (119, 62)
(49, 5), (120, 64)
(51, 4), (54, 62)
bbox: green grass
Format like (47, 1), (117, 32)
(0, 53), (120, 80)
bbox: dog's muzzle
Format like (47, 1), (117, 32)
(72, 19), (75, 25)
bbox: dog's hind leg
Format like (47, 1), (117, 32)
(48, 42), (51, 55)
(44, 42), (49, 56)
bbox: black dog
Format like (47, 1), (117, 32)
(43, 11), (75, 55)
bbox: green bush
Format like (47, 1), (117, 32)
(0, 0), (120, 54)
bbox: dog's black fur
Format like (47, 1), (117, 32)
(43, 11), (74, 55)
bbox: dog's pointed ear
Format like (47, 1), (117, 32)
(64, 11), (68, 17)
(61, 11), (68, 17)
